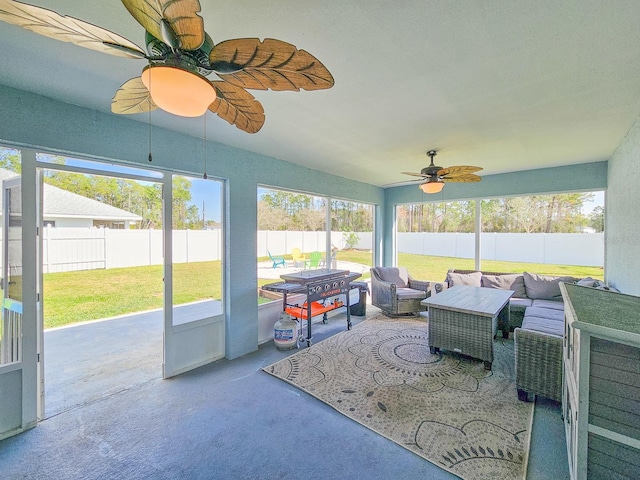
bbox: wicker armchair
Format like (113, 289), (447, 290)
(514, 327), (563, 402)
(370, 267), (446, 317)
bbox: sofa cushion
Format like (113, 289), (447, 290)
(521, 316), (564, 337)
(531, 299), (565, 311)
(375, 267), (408, 287)
(446, 271), (482, 287)
(524, 306), (565, 322)
(576, 277), (598, 287)
(592, 280), (621, 293)
(509, 297), (533, 310)
(481, 274), (526, 297)
(523, 272), (575, 300)
(395, 287), (427, 300)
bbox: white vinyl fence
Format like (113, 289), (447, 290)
(398, 232), (604, 267)
(40, 228), (603, 273)
(42, 227), (223, 273)
(257, 230), (374, 257)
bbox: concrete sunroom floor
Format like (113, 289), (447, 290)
(1, 305), (569, 479)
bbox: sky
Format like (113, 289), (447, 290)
(581, 190), (604, 214)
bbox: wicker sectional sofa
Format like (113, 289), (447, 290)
(513, 278), (619, 402)
(444, 269), (575, 338)
(442, 269), (578, 403)
(441, 269), (615, 402)
(514, 304), (565, 402)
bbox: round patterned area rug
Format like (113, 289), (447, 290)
(264, 315), (533, 480)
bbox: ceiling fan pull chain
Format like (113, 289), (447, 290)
(203, 115), (208, 179)
(148, 71), (152, 162)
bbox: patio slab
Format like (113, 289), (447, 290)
(43, 300), (221, 418)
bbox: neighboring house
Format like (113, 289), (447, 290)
(0, 168), (141, 228)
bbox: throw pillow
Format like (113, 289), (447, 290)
(575, 277), (597, 287)
(481, 274), (526, 297)
(523, 272), (575, 300)
(446, 271), (482, 287)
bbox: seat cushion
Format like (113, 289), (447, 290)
(524, 306), (565, 322)
(374, 267), (409, 287)
(481, 273), (526, 297)
(396, 287), (427, 300)
(446, 271), (482, 287)
(521, 316), (564, 337)
(531, 299), (564, 311)
(509, 297), (533, 310)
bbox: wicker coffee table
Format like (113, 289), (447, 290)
(421, 285), (513, 370)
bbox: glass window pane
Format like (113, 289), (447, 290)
(330, 199), (374, 279)
(480, 191), (604, 278)
(172, 176), (223, 325)
(0, 147), (22, 365)
(257, 188), (327, 304)
(396, 201), (476, 282)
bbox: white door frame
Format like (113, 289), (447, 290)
(162, 173), (225, 378)
(0, 149), (38, 440)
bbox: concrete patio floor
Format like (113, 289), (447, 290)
(8, 303), (569, 479)
(43, 300), (222, 418)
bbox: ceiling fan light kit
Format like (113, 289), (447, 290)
(141, 65), (216, 117)
(401, 150), (483, 194)
(419, 179), (445, 194)
(0, 0), (334, 132)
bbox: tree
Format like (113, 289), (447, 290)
(0, 148), (21, 173)
(342, 232), (360, 249)
(399, 193), (596, 233)
(258, 190), (319, 230)
(589, 206), (604, 232)
(40, 158), (199, 229)
(171, 176), (199, 229)
(397, 201), (473, 233)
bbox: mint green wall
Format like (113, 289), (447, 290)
(0, 85), (383, 359)
(606, 117), (640, 295)
(383, 162), (608, 267)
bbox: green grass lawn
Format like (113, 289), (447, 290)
(44, 252), (602, 329)
(44, 261), (221, 329)
(396, 253), (604, 283)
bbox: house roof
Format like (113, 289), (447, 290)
(0, 168), (142, 221)
(1, 2), (639, 186)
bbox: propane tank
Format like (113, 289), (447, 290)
(274, 312), (298, 350)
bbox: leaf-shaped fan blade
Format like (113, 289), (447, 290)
(210, 38), (335, 91)
(437, 165), (483, 177)
(442, 174), (482, 183)
(209, 82), (265, 134)
(401, 171), (429, 178)
(0, 0), (146, 59)
(121, 0), (204, 51)
(111, 77), (157, 114)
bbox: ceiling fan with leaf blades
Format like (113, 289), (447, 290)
(0, 0), (335, 133)
(401, 150), (483, 194)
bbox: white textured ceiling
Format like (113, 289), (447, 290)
(1, 0), (640, 187)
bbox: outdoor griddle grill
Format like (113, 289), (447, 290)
(262, 269), (362, 346)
